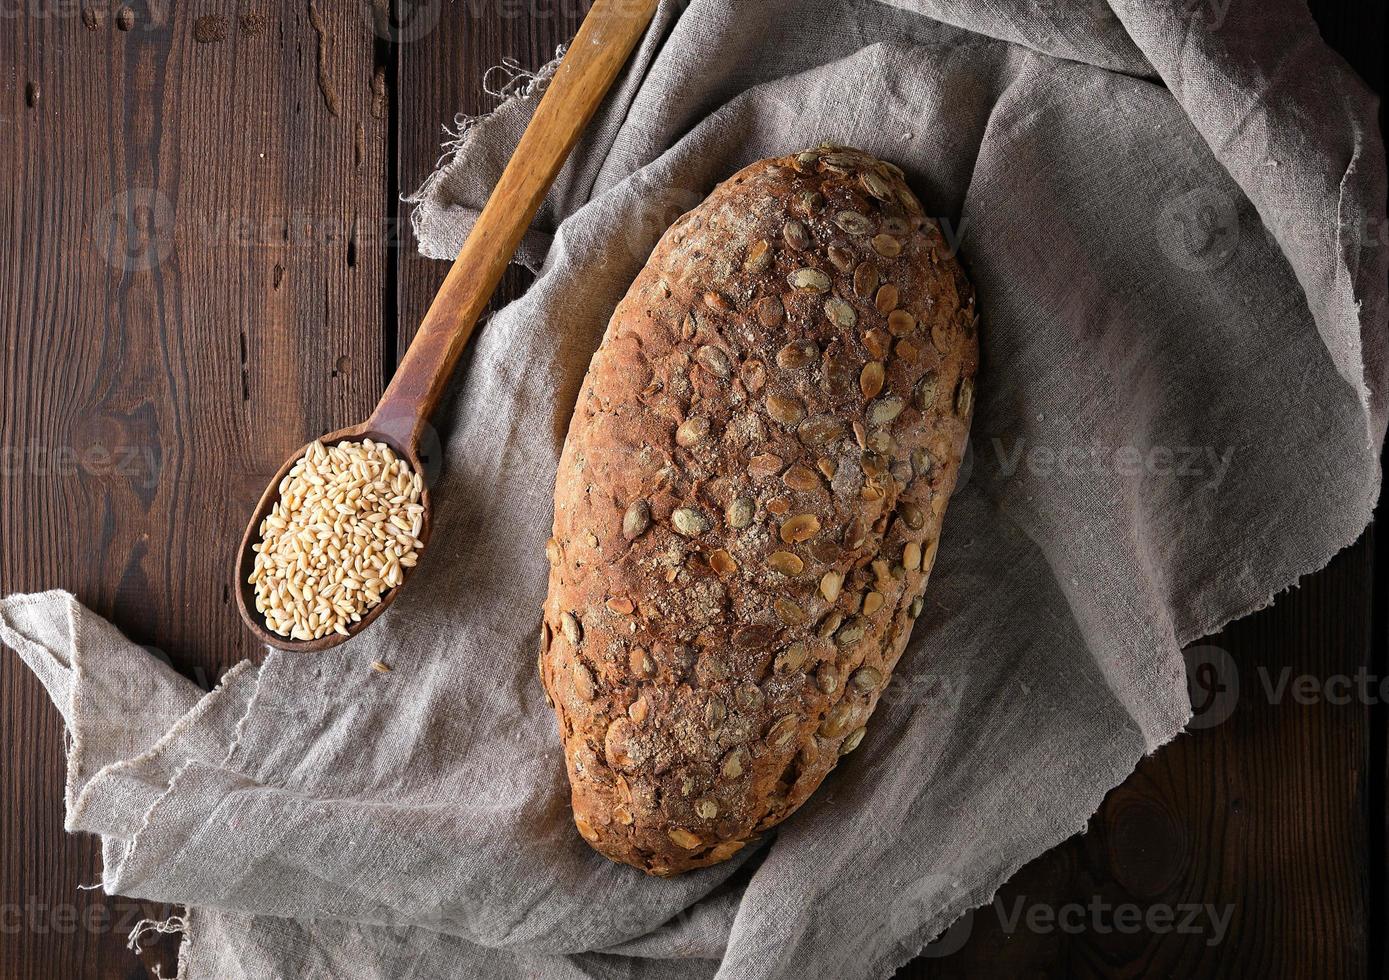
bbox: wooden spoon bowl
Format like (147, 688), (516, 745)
(234, 0), (656, 651)
(234, 418), (434, 652)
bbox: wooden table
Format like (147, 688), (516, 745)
(1, 3), (1382, 978)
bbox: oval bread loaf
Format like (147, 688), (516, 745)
(540, 145), (978, 876)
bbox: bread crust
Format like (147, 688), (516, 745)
(540, 146), (978, 875)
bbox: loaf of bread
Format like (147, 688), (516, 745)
(540, 146), (978, 876)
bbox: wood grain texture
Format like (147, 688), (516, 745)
(904, 531), (1376, 977)
(379, 0), (652, 450)
(227, 0), (650, 653)
(395, 0), (594, 353)
(0, 2), (388, 977)
(0, 0), (1382, 978)
(896, 2), (1385, 974)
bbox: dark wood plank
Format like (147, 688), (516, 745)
(396, 2), (1384, 978)
(2, 1), (1381, 978)
(395, 0), (593, 358)
(0, 3), (388, 977)
(901, 2), (1383, 974)
(395, 4), (1381, 977)
(905, 529), (1375, 977)
(1313, 6), (1389, 977)
(1369, 490), (1388, 967)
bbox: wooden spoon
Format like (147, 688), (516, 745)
(236, 0), (658, 651)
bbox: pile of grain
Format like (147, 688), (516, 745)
(249, 439), (424, 640)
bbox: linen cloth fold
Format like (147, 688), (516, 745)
(4, 1), (1385, 977)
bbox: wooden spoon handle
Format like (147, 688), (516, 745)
(370, 0), (659, 446)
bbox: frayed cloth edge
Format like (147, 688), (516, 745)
(437, 47), (568, 168)
(406, 45), (567, 205)
(402, 45), (568, 271)
(128, 912), (190, 980)
(861, 712), (1188, 980)
(868, 487), (1379, 980)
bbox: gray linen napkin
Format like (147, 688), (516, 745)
(4, 1), (1385, 977)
